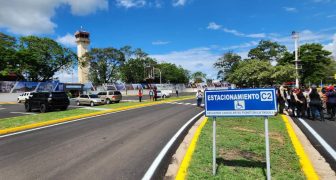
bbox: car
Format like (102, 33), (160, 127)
(157, 90), (171, 99)
(17, 92), (32, 103)
(25, 92), (69, 113)
(76, 94), (104, 106)
(97, 90), (122, 104)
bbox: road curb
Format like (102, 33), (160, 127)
(0, 97), (194, 136)
(174, 117), (208, 180)
(0, 102), (17, 105)
(282, 115), (319, 180)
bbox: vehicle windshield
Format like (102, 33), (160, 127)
(89, 95), (98, 98)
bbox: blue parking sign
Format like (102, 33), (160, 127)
(205, 88), (277, 117)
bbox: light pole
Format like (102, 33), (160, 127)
(292, 31), (300, 88)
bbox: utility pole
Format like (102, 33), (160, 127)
(292, 31), (300, 88)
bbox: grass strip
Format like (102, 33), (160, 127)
(186, 116), (305, 180)
(0, 96), (194, 130)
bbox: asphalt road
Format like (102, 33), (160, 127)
(0, 92), (195, 119)
(0, 99), (203, 180)
(292, 116), (336, 171)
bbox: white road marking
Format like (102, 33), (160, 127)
(0, 108), (5, 110)
(192, 103), (197, 106)
(298, 118), (336, 161)
(82, 107), (110, 111)
(10, 112), (36, 115)
(184, 103), (191, 105)
(142, 111), (205, 180)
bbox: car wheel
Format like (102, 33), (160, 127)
(61, 106), (68, 111)
(25, 103), (31, 112)
(40, 104), (47, 113)
(106, 99), (111, 104)
(90, 101), (94, 107)
(116, 100), (120, 103)
(77, 101), (80, 106)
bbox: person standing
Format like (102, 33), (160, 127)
(176, 89), (179, 97)
(196, 90), (203, 107)
(154, 88), (158, 101)
(278, 85), (286, 114)
(309, 85), (324, 121)
(138, 88), (143, 102)
(303, 87), (312, 119)
(326, 86), (336, 120)
(149, 89), (154, 101)
(294, 88), (306, 118)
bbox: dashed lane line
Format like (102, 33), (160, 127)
(10, 112), (37, 115)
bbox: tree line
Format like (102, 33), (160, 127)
(214, 40), (336, 87)
(0, 32), (196, 84)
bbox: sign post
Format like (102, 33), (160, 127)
(205, 88), (277, 179)
(212, 117), (216, 176)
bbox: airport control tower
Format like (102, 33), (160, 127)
(75, 29), (90, 84)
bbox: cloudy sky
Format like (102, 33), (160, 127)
(1, 0), (336, 82)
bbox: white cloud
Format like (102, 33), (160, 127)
(151, 47), (221, 79)
(222, 41), (259, 51)
(56, 33), (77, 47)
(116, 0), (146, 8)
(207, 22), (222, 30)
(172, 0), (188, 6)
(327, 14), (336, 18)
(67, 0), (108, 15)
(323, 33), (336, 58)
(152, 40), (170, 45)
(246, 33), (266, 38)
(283, 7), (297, 12)
(207, 22), (266, 39)
(0, 0), (108, 35)
(54, 69), (78, 83)
(222, 28), (245, 36)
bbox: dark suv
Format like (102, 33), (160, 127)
(25, 92), (70, 113)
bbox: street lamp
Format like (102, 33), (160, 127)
(292, 31), (301, 88)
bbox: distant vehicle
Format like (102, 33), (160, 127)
(76, 94), (104, 106)
(25, 92), (69, 113)
(97, 91), (122, 104)
(17, 92), (32, 103)
(157, 90), (171, 99)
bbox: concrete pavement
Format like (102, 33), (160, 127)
(0, 99), (203, 180)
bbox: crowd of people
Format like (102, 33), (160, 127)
(277, 85), (336, 121)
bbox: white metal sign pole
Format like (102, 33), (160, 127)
(213, 116), (216, 176)
(265, 116), (271, 180)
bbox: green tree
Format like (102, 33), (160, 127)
(0, 33), (25, 80)
(226, 59), (273, 87)
(214, 51), (241, 81)
(248, 40), (287, 62)
(299, 43), (333, 84)
(134, 48), (148, 59)
(120, 45), (133, 61)
(86, 47), (125, 84)
(157, 63), (190, 83)
(191, 71), (207, 83)
(120, 57), (157, 83)
(271, 64), (296, 84)
(18, 36), (77, 81)
(278, 43), (334, 85)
